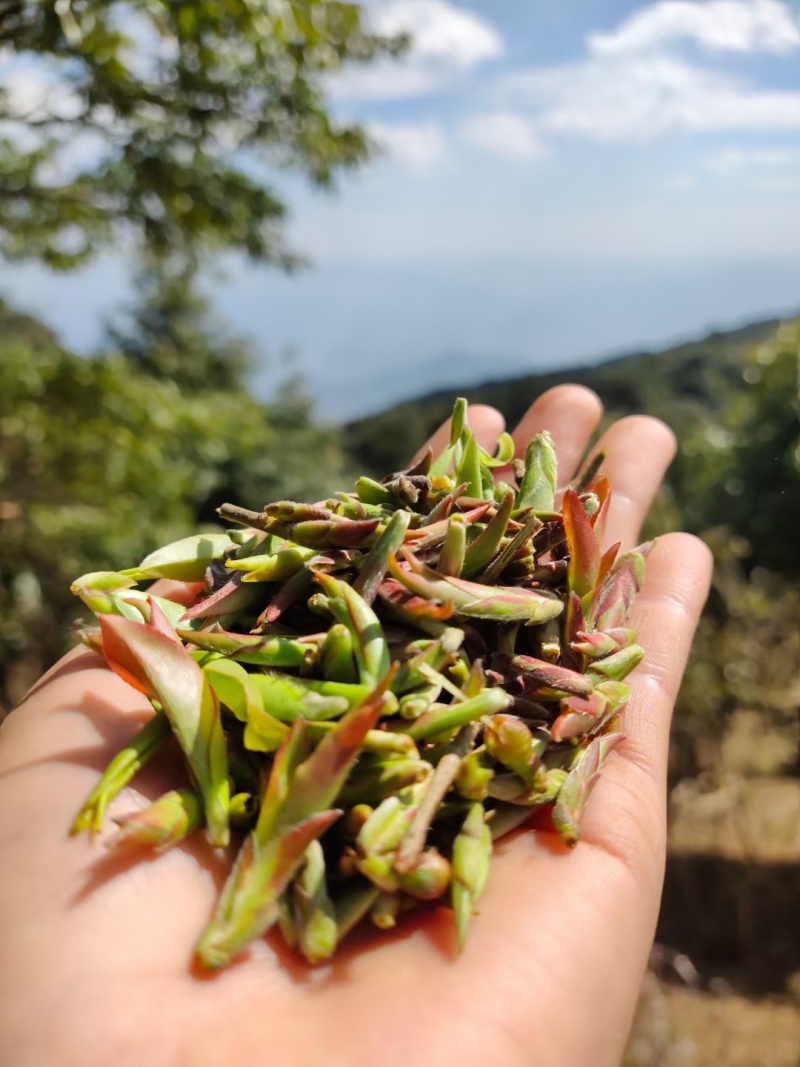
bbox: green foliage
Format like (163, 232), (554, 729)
(0, 0), (406, 269)
(664, 320), (800, 775)
(108, 258), (254, 392)
(0, 0), (406, 704)
(701, 321), (800, 574)
(0, 299), (351, 708)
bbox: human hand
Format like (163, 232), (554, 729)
(0, 386), (712, 1067)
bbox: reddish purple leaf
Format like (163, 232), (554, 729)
(562, 487), (600, 599)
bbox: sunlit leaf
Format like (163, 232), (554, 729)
(99, 614), (230, 846)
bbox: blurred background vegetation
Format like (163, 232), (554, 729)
(0, 2), (798, 1063)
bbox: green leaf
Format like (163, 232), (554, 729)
(478, 432), (515, 468)
(70, 571), (139, 614)
(354, 476), (392, 505)
(315, 573), (390, 688)
(408, 688), (512, 742)
(515, 432), (558, 514)
(319, 623), (358, 683)
(225, 543), (316, 582)
(195, 810), (341, 970)
(202, 658), (288, 751)
(248, 673), (390, 725)
(437, 513), (467, 576)
(175, 629), (318, 669)
(387, 550), (563, 626)
(450, 398), (469, 445)
(122, 532), (236, 581)
(451, 803), (492, 950)
(455, 431), (483, 499)
(110, 788), (203, 851)
(293, 840), (338, 965)
(353, 509), (411, 604)
(552, 734), (623, 847)
(71, 712), (172, 834)
(461, 490), (514, 579)
(276, 676), (393, 831)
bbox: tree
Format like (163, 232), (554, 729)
(0, 1), (405, 270)
(0, 3), (406, 707)
(106, 256), (253, 392)
(673, 319), (800, 576)
(0, 299), (353, 709)
(718, 320), (800, 575)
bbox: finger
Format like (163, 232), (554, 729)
(13, 646), (101, 707)
(0, 653), (231, 1040)
(411, 404), (505, 466)
(511, 384), (603, 485)
(589, 415), (676, 551)
(0, 649), (154, 779)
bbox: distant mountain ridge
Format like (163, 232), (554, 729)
(343, 316), (785, 477)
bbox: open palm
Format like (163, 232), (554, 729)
(0, 386), (712, 1067)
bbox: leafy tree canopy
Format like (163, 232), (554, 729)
(708, 319), (800, 574)
(0, 297), (353, 706)
(0, 0), (405, 270)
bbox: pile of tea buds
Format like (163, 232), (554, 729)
(70, 398), (648, 969)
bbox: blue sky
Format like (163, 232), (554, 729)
(2, 0), (800, 419)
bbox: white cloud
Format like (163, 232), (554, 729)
(459, 111), (549, 161)
(503, 53), (800, 142)
(493, 1), (800, 150)
(750, 174), (800, 191)
(332, 1), (502, 100)
(664, 172), (698, 189)
(372, 1), (503, 68)
(705, 145), (800, 170)
(589, 0), (800, 57)
(702, 145), (800, 189)
(370, 121), (448, 172)
(328, 63), (438, 100)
